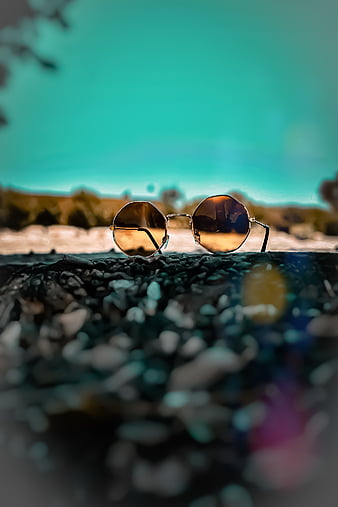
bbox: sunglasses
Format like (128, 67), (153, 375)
(109, 194), (269, 257)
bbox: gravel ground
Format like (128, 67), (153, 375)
(0, 250), (338, 506)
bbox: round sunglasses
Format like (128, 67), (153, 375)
(110, 194), (269, 257)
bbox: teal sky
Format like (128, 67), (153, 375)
(1, 0), (338, 204)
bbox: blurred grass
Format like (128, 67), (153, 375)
(0, 186), (337, 236)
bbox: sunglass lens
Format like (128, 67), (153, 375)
(113, 202), (167, 256)
(192, 195), (249, 252)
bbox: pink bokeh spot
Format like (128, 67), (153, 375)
(249, 385), (318, 490)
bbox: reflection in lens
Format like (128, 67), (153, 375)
(192, 195), (250, 252)
(113, 202), (167, 256)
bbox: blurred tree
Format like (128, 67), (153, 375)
(0, 0), (73, 126)
(160, 187), (184, 214)
(72, 188), (100, 205)
(325, 221), (338, 235)
(229, 190), (250, 207)
(35, 208), (60, 226)
(319, 172), (338, 211)
(2, 203), (29, 230)
(121, 189), (131, 201)
(67, 207), (90, 229)
(70, 188), (106, 227)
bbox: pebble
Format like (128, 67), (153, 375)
(143, 297), (158, 315)
(147, 281), (162, 300)
(126, 306), (145, 323)
(103, 294), (117, 314)
(63, 274), (83, 289)
(143, 367), (167, 385)
(159, 330), (180, 354)
(310, 361), (337, 385)
(62, 339), (84, 360)
(43, 281), (73, 311)
(292, 306), (301, 317)
(164, 300), (184, 322)
(232, 402), (266, 432)
(163, 391), (190, 408)
(307, 314), (338, 338)
(306, 411), (329, 440)
(109, 279), (135, 291)
(206, 273), (225, 284)
(91, 269), (105, 279)
(58, 308), (89, 337)
(20, 298), (45, 315)
(110, 271), (133, 281)
(62, 254), (93, 266)
(180, 336), (206, 357)
(306, 308), (321, 318)
(169, 347), (243, 391)
(0, 300), (14, 329)
(183, 405), (231, 442)
(181, 314), (195, 329)
(284, 329), (302, 343)
(5, 368), (25, 385)
(188, 423), (212, 443)
(191, 283), (204, 294)
(217, 294), (229, 310)
(107, 292), (128, 311)
(76, 344), (127, 370)
(220, 484), (253, 507)
(199, 304), (217, 317)
(218, 307), (235, 324)
(0, 321), (21, 351)
(132, 457), (190, 496)
(286, 292), (296, 302)
(110, 333), (132, 349)
(241, 334), (258, 361)
(104, 361), (144, 392)
(73, 287), (87, 297)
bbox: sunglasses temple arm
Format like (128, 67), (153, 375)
(112, 226), (162, 253)
(252, 219), (270, 252)
(137, 227), (162, 253)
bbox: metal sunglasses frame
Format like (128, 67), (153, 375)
(110, 194), (270, 256)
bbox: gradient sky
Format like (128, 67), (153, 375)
(1, 0), (338, 204)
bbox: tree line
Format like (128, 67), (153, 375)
(1, 182), (338, 236)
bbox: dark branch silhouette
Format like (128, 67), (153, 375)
(0, 0), (73, 127)
(319, 172), (338, 211)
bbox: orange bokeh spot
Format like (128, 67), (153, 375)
(242, 263), (287, 324)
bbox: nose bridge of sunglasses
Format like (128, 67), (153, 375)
(166, 213), (192, 223)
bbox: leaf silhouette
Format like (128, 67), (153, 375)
(0, 0), (73, 127)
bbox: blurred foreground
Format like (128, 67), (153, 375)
(0, 251), (337, 506)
